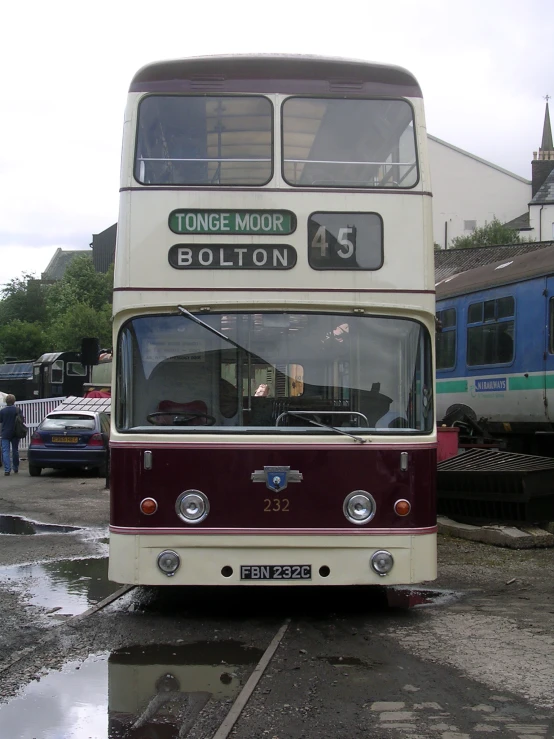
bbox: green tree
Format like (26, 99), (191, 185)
(450, 218), (524, 249)
(46, 254), (113, 316)
(0, 273), (49, 325)
(0, 320), (49, 360)
(48, 303), (112, 351)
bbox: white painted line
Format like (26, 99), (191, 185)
(211, 619), (290, 739)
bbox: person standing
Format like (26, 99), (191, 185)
(0, 395), (22, 476)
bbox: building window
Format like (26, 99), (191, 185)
(467, 297), (514, 366)
(436, 308), (456, 370)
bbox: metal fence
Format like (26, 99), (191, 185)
(17, 397), (67, 450)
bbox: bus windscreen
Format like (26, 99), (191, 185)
(116, 312), (432, 434)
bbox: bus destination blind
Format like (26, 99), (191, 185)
(169, 209), (296, 235)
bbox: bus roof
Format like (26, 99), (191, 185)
(436, 245), (554, 300)
(130, 54), (422, 98)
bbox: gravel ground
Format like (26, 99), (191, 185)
(1, 459), (553, 737)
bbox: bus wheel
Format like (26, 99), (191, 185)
(29, 465), (42, 477)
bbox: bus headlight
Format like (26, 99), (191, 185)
(176, 490), (210, 524)
(343, 491), (376, 524)
(371, 550), (394, 576)
(157, 550), (180, 576)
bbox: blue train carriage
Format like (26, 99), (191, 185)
(435, 245), (554, 455)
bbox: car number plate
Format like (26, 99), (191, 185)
(240, 565), (311, 580)
(51, 436), (79, 443)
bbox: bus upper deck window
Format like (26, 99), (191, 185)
(282, 98), (418, 188)
(135, 95), (273, 186)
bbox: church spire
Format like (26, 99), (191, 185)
(532, 96), (554, 197)
(541, 97), (553, 151)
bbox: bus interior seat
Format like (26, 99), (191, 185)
(153, 399), (209, 425)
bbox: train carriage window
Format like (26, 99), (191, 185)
(467, 297), (514, 366)
(468, 303), (483, 323)
(484, 300), (495, 321)
(67, 362), (86, 376)
(497, 296), (515, 319)
(435, 308), (456, 370)
(51, 360), (64, 383)
(439, 308), (456, 328)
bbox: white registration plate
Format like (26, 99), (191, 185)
(240, 565), (311, 580)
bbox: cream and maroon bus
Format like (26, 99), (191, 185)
(109, 55), (436, 586)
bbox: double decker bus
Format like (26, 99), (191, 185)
(109, 55), (436, 586)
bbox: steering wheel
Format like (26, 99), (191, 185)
(146, 411), (217, 426)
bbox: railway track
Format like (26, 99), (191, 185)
(0, 583), (291, 739)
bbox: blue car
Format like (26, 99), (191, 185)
(28, 410), (110, 477)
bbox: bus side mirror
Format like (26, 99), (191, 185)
(81, 338), (100, 366)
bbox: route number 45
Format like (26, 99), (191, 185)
(311, 226), (355, 259)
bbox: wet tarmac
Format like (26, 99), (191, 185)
(0, 514), (80, 535)
(0, 641), (263, 738)
(0, 556), (120, 616)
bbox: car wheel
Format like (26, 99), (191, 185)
(29, 464), (42, 477)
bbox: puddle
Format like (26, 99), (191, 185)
(0, 557), (120, 616)
(0, 514), (80, 535)
(386, 587), (459, 609)
(0, 641), (262, 738)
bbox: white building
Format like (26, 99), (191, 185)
(430, 101), (554, 249)
(528, 168), (554, 241)
(428, 135), (531, 249)
(525, 102), (554, 241)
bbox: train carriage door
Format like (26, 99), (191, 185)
(545, 280), (554, 422)
(36, 363), (48, 399)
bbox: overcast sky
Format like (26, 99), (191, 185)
(1, 0), (553, 288)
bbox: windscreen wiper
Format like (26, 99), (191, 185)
(177, 306), (243, 351)
(284, 412), (369, 444)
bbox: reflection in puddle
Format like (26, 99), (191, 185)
(386, 587), (459, 609)
(0, 641), (261, 738)
(0, 557), (120, 615)
(109, 642), (261, 737)
(0, 654), (108, 739)
(0, 514), (80, 535)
